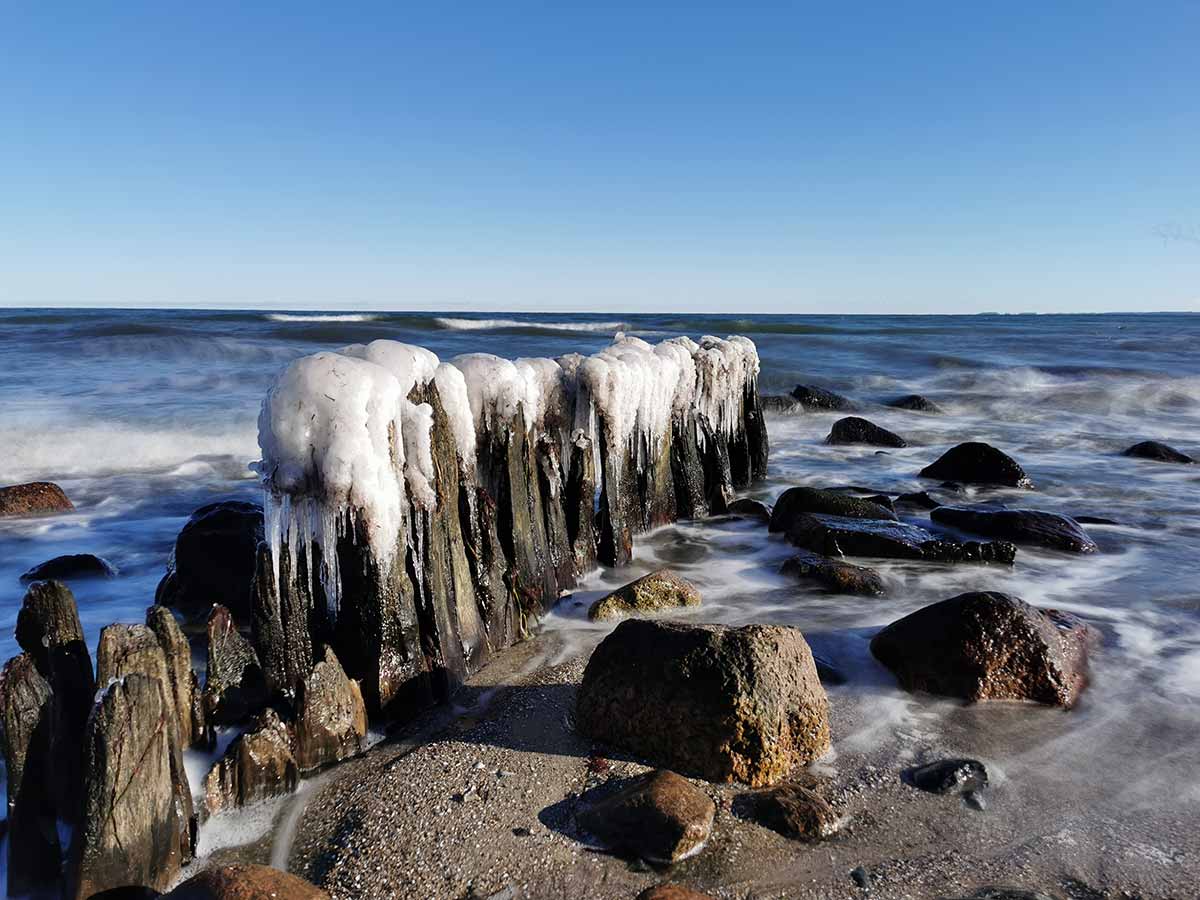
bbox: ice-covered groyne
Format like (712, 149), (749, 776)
(252, 333), (768, 718)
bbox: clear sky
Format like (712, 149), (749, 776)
(1, 1), (1197, 314)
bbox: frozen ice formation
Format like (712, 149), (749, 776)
(253, 333), (768, 718)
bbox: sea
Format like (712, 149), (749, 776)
(1, 308), (1198, 878)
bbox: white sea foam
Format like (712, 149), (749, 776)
(435, 317), (628, 333)
(266, 313), (379, 322)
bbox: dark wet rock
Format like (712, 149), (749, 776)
(887, 394), (942, 413)
(784, 512), (1015, 564)
(636, 885), (715, 900)
(0, 653), (61, 893)
(295, 645), (368, 773)
(67, 673), (193, 900)
(204, 708), (299, 813)
(791, 384), (856, 411)
(0, 481), (74, 517)
(769, 486), (898, 531)
(947, 889), (1057, 900)
(964, 789), (987, 811)
(147, 604), (208, 749)
(1073, 515), (1119, 526)
(742, 782), (839, 842)
(851, 866), (873, 890)
(156, 500), (264, 622)
(728, 497), (772, 523)
(204, 604), (269, 726)
(588, 568), (702, 621)
(781, 550), (885, 596)
(895, 490), (942, 510)
(576, 619), (830, 787)
(826, 416), (908, 448)
(812, 653), (847, 685)
(931, 506), (1098, 553)
(759, 394), (804, 415)
(865, 494), (895, 513)
(162, 863), (330, 899)
(905, 758), (988, 794)
(871, 592), (1092, 707)
(577, 769), (715, 863)
(920, 442), (1033, 488)
(20, 553), (117, 582)
(1123, 440), (1194, 464)
(16, 580), (95, 820)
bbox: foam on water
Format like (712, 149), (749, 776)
(434, 317), (628, 333)
(267, 313), (380, 322)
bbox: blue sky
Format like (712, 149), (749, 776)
(1, 2), (1197, 313)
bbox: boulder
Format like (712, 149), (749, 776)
(759, 395), (804, 415)
(67, 674), (193, 899)
(294, 645), (368, 772)
(870, 592), (1091, 707)
(0, 481), (73, 517)
(826, 417), (907, 448)
(204, 709), (299, 813)
(886, 394), (942, 413)
(783, 512), (1016, 564)
(895, 490), (941, 510)
(588, 568), (702, 621)
(20, 553), (117, 582)
(727, 497), (772, 523)
(147, 604), (209, 748)
(0, 653), (61, 893)
(919, 442), (1033, 488)
(15, 580), (95, 820)
(904, 758), (988, 795)
(576, 619), (831, 787)
(577, 770), (715, 863)
(162, 863), (330, 899)
(742, 782), (839, 841)
(204, 604), (269, 726)
(790, 384), (856, 411)
(636, 886), (715, 900)
(930, 507), (1098, 553)
(1123, 440), (1194, 464)
(156, 500), (264, 622)
(769, 486), (898, 530)
(781, 551), (885, 596)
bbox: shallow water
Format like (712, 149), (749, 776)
(1, 308), (1198, 854)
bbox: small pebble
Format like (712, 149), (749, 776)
(851, 866), (872, 890)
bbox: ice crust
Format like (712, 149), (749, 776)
(256, 334), (759, 605)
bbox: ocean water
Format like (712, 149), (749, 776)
(2, 308), (1199, 859)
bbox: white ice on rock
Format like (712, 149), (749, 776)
(255, 333), (759, 607)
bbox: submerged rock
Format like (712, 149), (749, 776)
(886, 394), (943, 413)
(636, 885), (715, 900)
(931, 506), (1098, 553)
(769, 486), (898, 530)
(67, 674), (193, 899)
(295, 645), (368, 772)
(919, 442), (1033, 488)
(728, 497), (772, 523)
(147, 604), (208, 749)
(826, 416), (907, 448)
(20, 553), (117, 582)
(576, 619), (830, 787)
(1123, 440), (1194, 464)
(588, 568), (702, 621)
(871, 592), (1091, 707)
(905, 758), (988, 794)
(784, 512), (1015, 564)
(781, 550), (885, 596)
(0, 653), (61, 894)
(156, 500), (264, 622)
(760, 394), (804, 415)
(895, 490), (942, 510)
(577, 769), (715, 863)
(791, 384), (856, 411)
(0, 481), (73, 517)
(204, 708), (299, 813)
(742, 782), (839, 841)
(204, 604), (269, 726)
(162, 863), (330, 899)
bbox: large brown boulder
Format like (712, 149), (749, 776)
(741, 781), (840, 842)
(204, 604), (269, 726)
(15, 580), (95, 819)
(0, 653), (61, 893)
(0, 481), (73, 516)
(156, 500), (264, 622)
(588, 568), (702, 621)
(147, 604), (209, 748)
(67, 674), (193, 899)
(295, 645), (368, 772)
(578, 770), (714, 863)
(576, 620), (831, 787)
(204, 708), (299, 813)
(919, 442), (1033, 488)
(870, 592), (1091, 707)
(162, 863), (330, 899)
